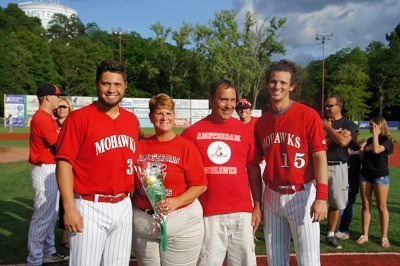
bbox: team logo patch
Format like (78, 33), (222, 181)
(207, 141), (231, 165)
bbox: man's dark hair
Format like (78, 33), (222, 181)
(209, 79), (236, 98)
(96, 60), (127, 83)
(327, 95), (343, 107)
(265, 59), (301, 89)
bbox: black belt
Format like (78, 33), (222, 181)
(268, 183), (305, 194)
(328, 161), (346, 166)
(138, 207), (155, 215)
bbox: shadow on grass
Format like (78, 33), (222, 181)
(0, 197), (33, 264)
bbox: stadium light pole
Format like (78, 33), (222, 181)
(112, 27), (129, 63)
(315, 32), (333, 116)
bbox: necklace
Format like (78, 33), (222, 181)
(271, 100), (293, 116)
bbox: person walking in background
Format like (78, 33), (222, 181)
(132, 93), (207, 265)
(182, 79), (262, 266)
(7, 114), (13, 133)
(336, 126), (361, 240)
(56, 60), (139, 265)
(357, 116), (396, 248)
(53, 97), (73, 249)
(322, 95), (357, 249)
(27, 83), (68, 265)
(251, 59), (328, 266)
(235, 98), (259, 131)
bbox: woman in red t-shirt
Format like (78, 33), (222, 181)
(132, 93), (208, 265)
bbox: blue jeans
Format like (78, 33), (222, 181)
(359, 174), (390, 185)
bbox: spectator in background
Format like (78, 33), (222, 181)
(336, 125), (361, 240)
(7, 114), (13, 133)
(322, 95), (357, 249)
(235, 98), (258, 131)
(54, 97), (73, 249)
(357, 116), (396, 248)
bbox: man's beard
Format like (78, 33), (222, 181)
(98, 95), (122, 108)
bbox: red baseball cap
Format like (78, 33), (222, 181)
(236, 98), (252, 109)
(37, 83), (65, 97)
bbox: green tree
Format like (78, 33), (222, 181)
(47, 14), (85, 42)
(330, 63), (371, 120)
(193, 10), (286, 105)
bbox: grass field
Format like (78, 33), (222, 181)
(0, 127), (399, 264)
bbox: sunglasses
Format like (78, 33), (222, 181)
(325, 104), (338, 108)
(58, 105), (68, 109)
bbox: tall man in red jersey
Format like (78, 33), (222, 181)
(251, 59), (328, 266)
(182, 79), (262, 266)
(56, 60), (139, 265)
(27, 83), (69, 265)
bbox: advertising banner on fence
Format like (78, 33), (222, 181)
(4, 94), (25, 127)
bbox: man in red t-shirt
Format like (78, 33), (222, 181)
(27, 83), (69, 265)
(182, 79), (262, 266)
(56, 60), (139, 265)
(250, 59), (328, 266)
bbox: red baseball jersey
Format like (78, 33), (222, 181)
(132, 135), (208, 210)
(55, 103), (139, 195)
(253, 101), (327, 186)
(181, 116), (255, 216)
(29, 110), (60, 165)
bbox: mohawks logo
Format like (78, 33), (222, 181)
(207, 141), (231, 164)
(95, 134), (136, 155)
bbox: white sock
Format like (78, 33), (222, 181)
(327, 231), (335, 237)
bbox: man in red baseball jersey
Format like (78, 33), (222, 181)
(27, 83), (69, 265)
(182, 79), (262, 266)
(251, 59), (328, 266)
(56, 60), (139, 265)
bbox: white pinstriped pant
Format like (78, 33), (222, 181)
(27, 164), (59, 265)
(263, 181), (320, 266)
(69, 196), (132, 266)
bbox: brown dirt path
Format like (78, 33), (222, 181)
(2, 134), (399, 166)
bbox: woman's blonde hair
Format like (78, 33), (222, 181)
(149, 93), (174, 114)
(370, 116), (396, 144)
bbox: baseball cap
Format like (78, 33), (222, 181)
(37, 83), (64, 97)
(236, 98), (252, 109)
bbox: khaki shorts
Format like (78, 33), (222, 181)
(328, 163), (349, 209)
(198, 212), (256, 266)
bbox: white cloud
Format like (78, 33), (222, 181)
(234, 0), (400, 64)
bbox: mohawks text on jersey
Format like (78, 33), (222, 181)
(261, 131), (301, 149)
(95, 134), (136, 155)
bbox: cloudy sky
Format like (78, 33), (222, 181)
(1, 0), (399, 64)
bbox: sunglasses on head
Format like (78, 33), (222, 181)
(58, 105), (68, 109)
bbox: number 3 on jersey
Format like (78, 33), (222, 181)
(126, 158), (133, 174)
(281, 152), (306, 168)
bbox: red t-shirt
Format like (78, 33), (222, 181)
(181, 116), (255, 216)
(253, 101), (327, 186)
(246, 116), (259, 132)
(132, 135), (208, 210)
(56, 103), (139, 195)
(29, 109), (60, 165)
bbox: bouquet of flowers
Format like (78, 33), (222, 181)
(134, 161), (168, 251)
